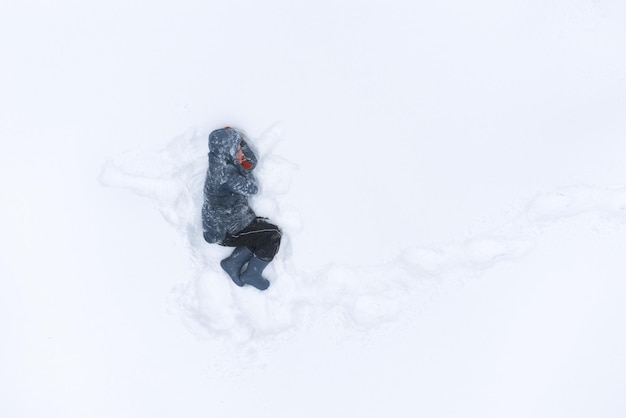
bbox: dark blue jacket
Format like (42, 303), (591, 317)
(202, 128), (259, 244)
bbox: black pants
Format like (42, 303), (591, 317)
(220, 218), (282, 262)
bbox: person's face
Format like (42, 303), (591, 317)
(236, 144), (244, 164)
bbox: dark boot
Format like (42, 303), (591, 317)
(240, 256), (271, 291)
(220, 247), (253, 287)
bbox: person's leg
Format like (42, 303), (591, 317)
(221, 218), (282, 261)
(221, 218), (281, 290)
(220, 246), (253, 286)
(240, 256), (271, 290)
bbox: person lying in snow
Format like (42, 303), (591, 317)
(202, 127), (282, 291)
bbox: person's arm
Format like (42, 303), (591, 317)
(222, 165), (258, 195)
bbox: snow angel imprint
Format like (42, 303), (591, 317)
(202, 127), (282, 291)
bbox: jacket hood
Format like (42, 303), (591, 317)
(208, 127), (241, 160)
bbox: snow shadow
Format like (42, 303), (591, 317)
(100, 125), (626, 346)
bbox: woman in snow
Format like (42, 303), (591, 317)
(202, 127), (281, 291)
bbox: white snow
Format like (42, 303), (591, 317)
(2, 1), (626, 417)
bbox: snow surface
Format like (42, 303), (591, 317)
(2, 1), (626, 417)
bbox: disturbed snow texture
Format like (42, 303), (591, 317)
(4, 1), (626, 417)
(101, 126), (626, 346)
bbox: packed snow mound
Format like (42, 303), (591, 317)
(100, 125), (626, 344)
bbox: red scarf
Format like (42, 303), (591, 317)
(240, 157), (252, 171)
